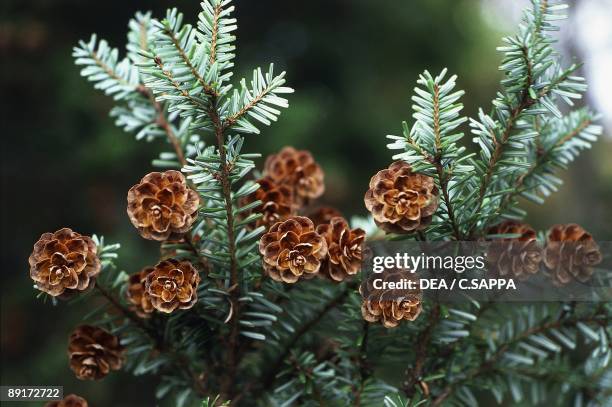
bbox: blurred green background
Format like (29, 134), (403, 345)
(1, 0), (610, 405)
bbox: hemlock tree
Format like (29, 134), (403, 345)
(26, 1), (610, 406)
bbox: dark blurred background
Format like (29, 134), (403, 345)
(1, 0), (611, 405)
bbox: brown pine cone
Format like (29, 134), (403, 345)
(45, 394), (88, 407)
(316, 217), (365, 282)
(360, 269), (422, 328)
(126, 267), (155, 318)
(486, 221), (542, 281)
(364, 161), (438, 234)
(308, 206), (344, 227)
(544, 224), (602, 285)
(264, 146), (324, 204)
(29, 228), (101, 297)
(68, 325), (125, 380)
(145, 258), (200, 313)
(240, 177), (295, 229)
(259, 216), (328, 283)
(127, 170), (199, 241)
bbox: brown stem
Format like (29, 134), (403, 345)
(403, 304), (440, 398)
(161, 25), (219, 98)
(95, 284), (157, 340)
(428, 83), (462, 240)
(207, 101), (242, 397)
(261, 287), (350, 392)
(354, 320), (371, 406)
(153, 99), (187, 167)
(209, 3), (222, 65)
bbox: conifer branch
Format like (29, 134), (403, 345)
(207, 100), (242, 397)
(160, 24), (219, 98)
(152, 56), (210, 112)
(496, 115), (593, 215)
(431, 312), (609, 406)
(95, 284), (156, 339)
(260, 287), (350, 392)
(208, 3), (222, 65)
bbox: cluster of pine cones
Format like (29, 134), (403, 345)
(27, 150), (604, 393)
(253, 147), (366, 284)
(487, 221), (602, 285)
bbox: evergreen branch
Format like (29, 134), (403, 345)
(127, 11), (154, 63)
(208, 101), (243, 397)
(223, 65), (293, 134)
(467, 82), (535, 238)
(208, 2), (222, 65)
(73, 34), (140, 100)
(151, 55), (210, 112)
(159, 22), (219, 98)
(431, 311), (609, 406)
(497, 114), (593, 213)
(198, 0), (237, 77)
(260, 287), (351, 392)
(388, 69), (468, 239)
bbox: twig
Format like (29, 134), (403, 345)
(206, 99), (242, 398)
(95, 284), (158, 341)
(495, 117), (593, 217)
(402, 304), (440, 398)
(431, 84), (462, 240)
(354, 320), (371, 406)
(260, 287), (351, 392)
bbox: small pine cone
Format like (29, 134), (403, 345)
(264, 146), (324, 204)
(240, 177), (295, 229)
(308, 206), (344, 227)
(544, 224), (602, 285)
(127, 170), (199, 241)
(145, 258), (200, 313)
(29, 228), (100, 297)
(45, 394), (88, 407)
(68, 325), (125, 380)
(126, 267), (155, 318)
(360, 269), (422, 328)
(316, 217), (365, 282)
(259, 216), (328, 283)
(486, 221), (542, 280)
(364, 161), (438, 234)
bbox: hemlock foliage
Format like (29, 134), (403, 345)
(69, 0), (609, 406)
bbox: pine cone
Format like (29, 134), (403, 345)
(126, 267), (155, 318)
(486, 221), (542, 280)
(364, 161), (438, 233)
(127, 170), (199, 241)
(264, 146), (324, 204)
(240, 177), (295, 229)
(316, 217), (365, 282)
(29, 228), (100, 297)
(259, 216), (328, 283)
(45, 394), (88, 407)
(544, 224), (602, 285)
(145, 258), (200, 313)
(68, 325), (124, 380)
(308, 206), (344, 227)
(360, 269), (422, 328)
